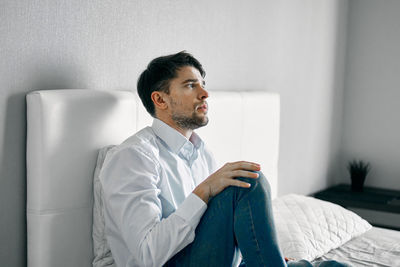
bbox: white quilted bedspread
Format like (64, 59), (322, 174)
(272, 194), (372, 261)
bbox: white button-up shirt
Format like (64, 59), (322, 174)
(100, 118), (217, 267)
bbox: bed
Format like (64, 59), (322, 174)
(26, 89), (400, 267)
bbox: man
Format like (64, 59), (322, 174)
(100, 51), (348, 267)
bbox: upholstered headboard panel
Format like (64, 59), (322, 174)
(26, 90), (138, 266)
(196, 91), (280, 194)
(26, 89), (280, 267)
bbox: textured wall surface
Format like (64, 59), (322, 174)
(0, 0), (347, 265)
(273, 1), (348, 195)
(340, 0), (400, 190)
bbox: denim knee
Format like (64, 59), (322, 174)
(234, 171), (271, 199)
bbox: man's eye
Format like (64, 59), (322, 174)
(187, 83), (194, 88)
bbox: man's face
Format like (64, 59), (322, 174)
(166, 66), (209, 130)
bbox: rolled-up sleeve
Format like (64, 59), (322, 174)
(100, 146), (207, 267)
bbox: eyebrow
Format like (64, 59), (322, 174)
(182, 79), (206, 86)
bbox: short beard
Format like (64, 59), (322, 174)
(172, 112), (209, 130)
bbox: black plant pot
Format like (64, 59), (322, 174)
(351, 175), (366, 192)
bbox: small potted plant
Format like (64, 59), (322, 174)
(347, 159), (371, 192)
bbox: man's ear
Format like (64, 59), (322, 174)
(151, 91), (168, 111)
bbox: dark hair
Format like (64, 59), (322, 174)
(137, 51), (206, 117)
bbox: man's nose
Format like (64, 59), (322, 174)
(199, 86), (209, 100)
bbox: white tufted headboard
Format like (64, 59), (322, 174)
(26, 89), (280, 267)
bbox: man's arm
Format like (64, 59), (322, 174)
(100, 146), (207, 267)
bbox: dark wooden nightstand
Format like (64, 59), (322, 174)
(312, 184), (400, 230)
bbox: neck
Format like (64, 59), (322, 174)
(156, 116), (193, 139)
(173, 125), (193, 139)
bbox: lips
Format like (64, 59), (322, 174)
(196, 103), (208, 112)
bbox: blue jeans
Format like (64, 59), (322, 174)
(164, 173), (349, 267)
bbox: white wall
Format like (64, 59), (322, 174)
(0, 1), (347, 265)
(274, 0), (348, 196)
(339, 0), (400, 190)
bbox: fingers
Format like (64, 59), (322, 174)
(205, 161), (262, 197)
(230, 179), (252, 188)
(224, 161), (261, 171)
(231, 170), (259, 179)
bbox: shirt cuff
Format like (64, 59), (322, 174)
(174, 193), (207, 228)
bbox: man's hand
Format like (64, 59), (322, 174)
(193, 161), (260, 204)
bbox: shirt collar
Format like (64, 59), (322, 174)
(151, 118), (204, 154)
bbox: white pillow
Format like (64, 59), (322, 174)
(272, 194), (372, 261)
(92, 145), (116, 267)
